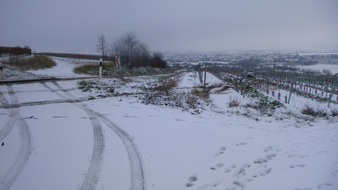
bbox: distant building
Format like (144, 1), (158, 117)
(241, 69), (254, 79)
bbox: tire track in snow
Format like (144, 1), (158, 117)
(0, 91), (10, 108)
(0, 91), (17, 142)
(41, 82), (104, 190)
(0, 97), (90, 109)
(95, 112), (146, 190)
(51, 81), (145, 190)
(0, 85), (32, 190)
(78, 108), (104, 190)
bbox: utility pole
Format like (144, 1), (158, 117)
(99, 58), (103, 79)
(198, 63), (203, 84)
(129, 48), (132, 67)
(203, 62), (207, 90)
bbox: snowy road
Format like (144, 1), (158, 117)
(0, 81), (145, 190)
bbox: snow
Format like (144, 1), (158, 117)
(27, 57), (93, 78)
(1, 57), (338, 190)
(298, 64), (338, 75)
(11, 83), (62, 104)
(10, 104), (93, 190)
(86, 94), (338, 190)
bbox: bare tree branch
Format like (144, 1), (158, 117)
(96, 34), (109, 64)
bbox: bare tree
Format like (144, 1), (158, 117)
(96, 34), (109, 64)
(124, 32), (137, 58)
(133, 42), (151, 67)
(150, 51), (167, 68)
(112, 31), (150, 67)
(111, 31), (167, 68)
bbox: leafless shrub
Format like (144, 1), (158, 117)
(228, 96), (240, 108)
(184, 92), (200, 109)
(155, 78), (178, 95)
(140, 78), (209, 114)
(141, 78), (178, 105)
(330, 107), (338, 117)
(301, 104), (327, 117)
(191, 89), (210, 99)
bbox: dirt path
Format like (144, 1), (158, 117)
(0, 86), (32, 190)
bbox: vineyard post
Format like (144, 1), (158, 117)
(266, 73), (269, 94)
(288, 78), (294, 104)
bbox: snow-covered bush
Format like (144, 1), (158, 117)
(78, 80), (96, 92)
(78, 80), (115, 94)
(155, 78), (178, 95)
(141, 78), (179, 105)
(140, 78), (209, 114)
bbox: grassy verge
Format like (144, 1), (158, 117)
(73, 64), (116, 75)
(5, 55), (56, 70)
(74, 64), (171, 76)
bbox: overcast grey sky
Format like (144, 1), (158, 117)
(1, 0), (338, 54)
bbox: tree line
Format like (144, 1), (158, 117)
(97, 32), (167, 69)
(0, 46), (32, 57)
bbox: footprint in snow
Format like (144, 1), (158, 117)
(254, 153), (277, 164)
(214, 146), (226, 157)
(52, 115), (69, 118)
(210, 163), (224, 170)
(235, 142), (247, 146)
(186, 175), (198, 187)
(232, 181), (246, 190)
(224, 164), (237, 174)
(263, 145), (274, 152)
(235, 164), (251, 176)
(330, 170), (338, 177)
(289, 164), (307, 168)
(317, 183), (332, 189)
(251, 164), (272, 178)
(299, 154), (309, 158)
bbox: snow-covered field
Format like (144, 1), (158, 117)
(298, 64), (338, 75)
(0, 57), (337, 190)
(27, 57), (94, 78)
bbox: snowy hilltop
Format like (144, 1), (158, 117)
(0, 56), (337, 190)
